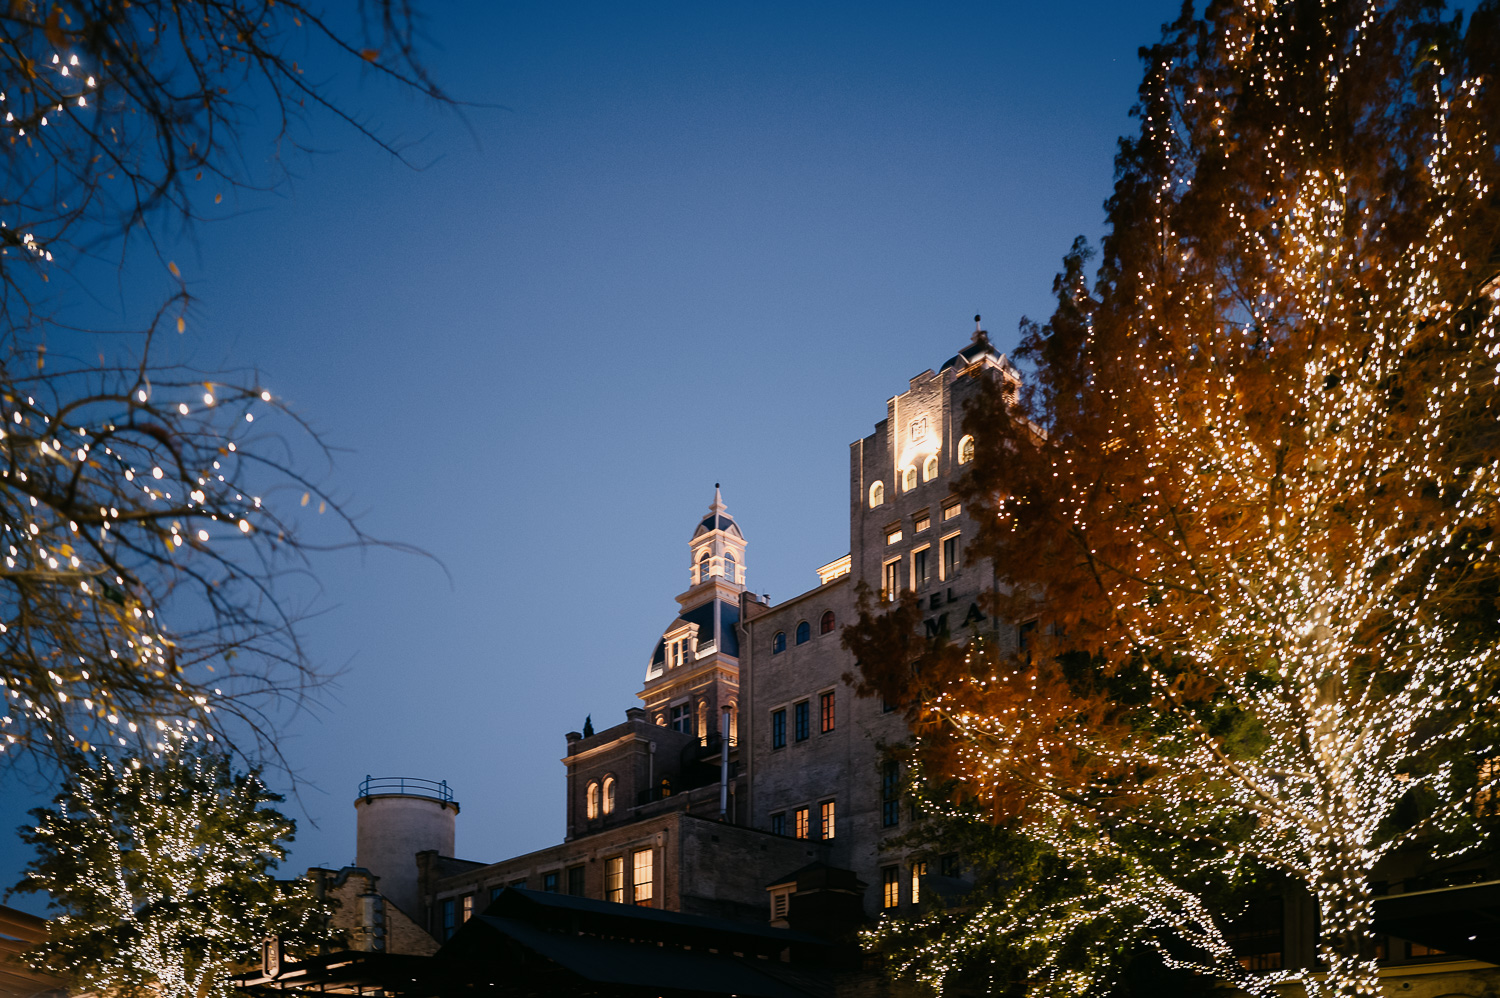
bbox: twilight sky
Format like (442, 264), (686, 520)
(2, 0), (1179, 908)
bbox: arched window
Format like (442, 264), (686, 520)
(902, 466), (918, 491)
(922, 455), (938, 482)
(869, 481), (885, 507)
(586, 781), (600, 820)
(773, 631), (786, 653)
(602, 776), (616, 815)
(795, 621), (810, 645)
(697, 701), (707, 739)
(724, 550), (737, 583)
(958, 435), (975, 464)
(820, 610), (835, 634)
(699, 549), (712, 582)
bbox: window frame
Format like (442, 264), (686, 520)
(819, 690), (835, 733)
(795, 620), (810, 645)
(605, 855), (625, 904)
(632, 848), (654, 906)
(901, 466), (918, 491)
(958, 434), (975, 464)
(922, 454), (938, 482)
(820, 610), (835, 635)
(586, 781), (600, 820)
(869, 480), (885, 507)
(724, 549), (737, 583)
(940, 531), (960, 581)
(883, 557), (901, 602)
(794, 806), (810, 840)
(794, 700), (810, 742)
(882, 761), (900, 827)
(911, 545), (931, 590)
(772, 631), (786, 653)
(771, 708), (787, 749)
(602, 775), (616, 815)
(770, 811), (787, 836)
(820, 799), (836, 840)
(881, 866), (899, 909)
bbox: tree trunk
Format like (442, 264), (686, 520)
(1312, 865), (1381, 998)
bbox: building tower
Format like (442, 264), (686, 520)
(354, 776), (459, 919)
(640, 486), (744, 744)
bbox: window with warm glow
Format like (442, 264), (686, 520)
(886, 527), (903, 545)
(602, 776), (616, 815)
(869, 481), (885, 507)
(794, 807), (810, 839)
(882, 867), (899, 909)
(586, 781), (600, 820)
(820, 799), (836, 840)
(820, 610), (835, 634)
(820, 691), (835, 733)
(911, 862), (926, 905)
(605, 856), (624, 904)
(461, 894), (473, 923)
(902, 466), (917, 491)
(922, 455), (938, 482)
(943, 502), (961, 520)
(632, 848), (653, 905)
(883, 559), (900, 601)
(915, 514), (930, 532)
(958, 435), (975, 464)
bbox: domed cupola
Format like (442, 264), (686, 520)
(688, 485), (745, 589)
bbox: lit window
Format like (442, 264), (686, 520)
(724, 549), (737, 583)
(820, 610), (835, 634)
(795, 701), (810, 741)
(911, 862), (927, 905)
(915, 514), (930, 532)
(820, 691), (835, 733)
(632, 848), (654, 905)
(883, 559), (900, 601)
(942, 534), (960, 580)
(771, 812), (786, 836)
(698, 701), (707, 739)
(922, 455), (938, 482)
(958, 435), (975, 464)
(586, 781), (600, 820)
(869, 481), (885, 507)
(462, 894), (474, 923)
(602, 776), (616, 815)
(794, 807), (810, 839)
(773, 631), (786, 653)
(882, 867), (899, 909)
(902, 466), (917, 491)
(820, 800), (836, 840)
(795, 621), (810, 644)
(886, 528), (903, 545)
(771, 709), (787, 749)
(943, 502), (961, 520)
(605, 856), (625, 903)
(913, 547), (930, 589)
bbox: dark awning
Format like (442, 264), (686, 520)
(1373, 880), (1500, 964)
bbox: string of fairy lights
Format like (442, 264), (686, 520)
(20, 748), (313, 998)
(866, 2), (1500, 997)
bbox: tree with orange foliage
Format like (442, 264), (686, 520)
(849, 2), (1500, 996)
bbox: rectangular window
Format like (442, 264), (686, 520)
(794, 701), (810, 741)
(886, 528), (903, 545)
(943, 502), (961, 521)
(794, 807), (810, 840)
(883, 559), (900, 601)
(567, 865), (585, 897)
(915, 514), (930, 532)
(605, 856), (625, 904)
(911, 862), (927, 905)
(882, 866), (899, 909)
(543, 871), (559, 893)
(441, 898), (456, 940)
(461, 894), (474, 923)
(941, 534), (960, 580)
(490, 885), (503, 902)
(510, 879), (527, 889)
(771, 811), (786, 836)
(882, 761), (900, 827)
(820, 691), (835, 733)
(771, 709), (787, 749)
(940, 853), (960, 878)
(820, 800), (836, 840)
(632, 848), (654, 906)
(912, 547), (930, 589)
(669, 702), (691, 733)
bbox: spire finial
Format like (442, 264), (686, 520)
(972, 314), (989, 346)
(711, 483), (725, 513)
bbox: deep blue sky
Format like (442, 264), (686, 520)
(2, 1), (1177, 908)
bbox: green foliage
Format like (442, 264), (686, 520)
(12, 745), (331, 998)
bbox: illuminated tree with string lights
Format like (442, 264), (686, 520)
(0, 2), (444, 771)
(849, 2), (1500, 996)
(13, 745), (331, 998)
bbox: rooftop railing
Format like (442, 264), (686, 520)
(358, 775), (454, 803)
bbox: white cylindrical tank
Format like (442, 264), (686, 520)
(354, 776), (459, 919)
